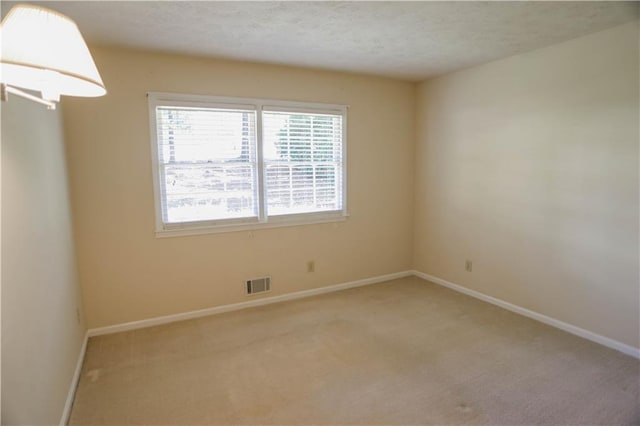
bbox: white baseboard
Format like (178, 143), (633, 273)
(60, 331), (88, 426)
(88, 270), (413, 337)
(82, 268), (638, 374)
(412, 270), (640, 359)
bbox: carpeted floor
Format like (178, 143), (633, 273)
(69, 276), (640, 425)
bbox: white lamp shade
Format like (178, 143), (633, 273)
(0, 4), (105, 98)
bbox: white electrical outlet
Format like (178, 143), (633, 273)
(465, 260), (473, 272)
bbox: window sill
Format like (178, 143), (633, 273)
(155, 212), (349, 238)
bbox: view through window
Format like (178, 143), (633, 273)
(149, 94), (346, 234)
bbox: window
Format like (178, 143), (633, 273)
(148, 93), (347, 236)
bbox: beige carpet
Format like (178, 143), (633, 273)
(69, 277), (639, 425)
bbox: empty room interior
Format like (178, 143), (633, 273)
(2, 1), (639, 425)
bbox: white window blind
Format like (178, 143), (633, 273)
(149, 93), (347, 236)
(155, 106), (258, 224)
(263, 111), (343, 216)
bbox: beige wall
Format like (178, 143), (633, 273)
(63, 22), (637, 350)
(1, 98), (86, 423)
(63, 48), (416, 328)
(414, 22), (639, 348)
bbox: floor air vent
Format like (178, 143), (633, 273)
(246, 277), (271, 295)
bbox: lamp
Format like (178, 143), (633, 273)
(0, 3), (106, 110)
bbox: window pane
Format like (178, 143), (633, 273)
(263, 111), (343, 216)
(156, 106), (258, 223)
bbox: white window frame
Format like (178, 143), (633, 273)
(148, 92), (348, 237)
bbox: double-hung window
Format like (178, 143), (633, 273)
(148, 93), (347, 236)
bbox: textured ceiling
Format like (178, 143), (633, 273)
(2, 1), (638, 81)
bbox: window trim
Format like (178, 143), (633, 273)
(148, 92), (348, 237)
